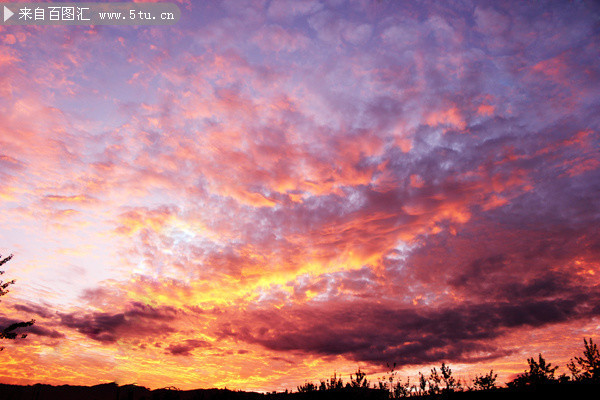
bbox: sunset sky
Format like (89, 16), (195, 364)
(1, 0), (599, 392)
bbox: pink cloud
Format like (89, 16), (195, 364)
(252, 24), (310, 52)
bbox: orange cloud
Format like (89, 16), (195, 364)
(426, 106), (466, 130)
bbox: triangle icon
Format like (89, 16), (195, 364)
(4, 6), (14, 22)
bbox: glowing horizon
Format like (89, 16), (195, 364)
(1, 0), (599, 392)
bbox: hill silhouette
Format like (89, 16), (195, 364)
(1, 382), (599, 400)
(0, 383), (389, 400)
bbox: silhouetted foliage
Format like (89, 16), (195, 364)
(440, 362), (461, 392)
(350, 368), (370, 388)
(377, 363), (411, 398)
(567, 337), (600, 383)
(507, 353), (558, 388)
(327, 372), (344, 390)
(3, 338), (600, 399)
(298, 371), (350, 393)
(418, 372), (427, 396)
(0, 254), (16, 297)
(297, 382), (318, 392)
(0, 254), (35, 351)
(410, 363), (463, 396)
(473, 370), (498, 390)
(427, 367), (441, 395)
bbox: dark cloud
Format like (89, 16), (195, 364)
(219, 290), (600, 366)
(12, 303), (55, 319)
(5, 305), (64, 339)
(59, 312), (125, 343)
(124, 302), (180, 320)
(165, 339), (210, 356)
(58, 302), (180, 343)
(28, 325), (65, 339)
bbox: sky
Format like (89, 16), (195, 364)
(1, 0), (599, 392)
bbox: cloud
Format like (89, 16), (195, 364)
(267, 0), (323, 19)
(12, 303), (55, 319)
(252, 25), (310, 53)
(42, 195), (97, 204)
(218, 290), (600, 365)
(59, 312), (126, 343)
(58, 302), (180, 343)
(165, 339), (210, 356)
(28, 325), (66, 339)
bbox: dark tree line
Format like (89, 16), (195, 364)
(297, 338), (600, 397)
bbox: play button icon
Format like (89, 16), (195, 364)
(4, 6), (14, 22)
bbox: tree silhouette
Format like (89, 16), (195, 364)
(473, 369), (498, 390)
(567, 337), (600, 383)
(440, 362), (461, 392)
(427, 367), (441, 394)
(0, 254), (35, 351)
(327, 371), (344, 390)
(296, 381), (317, 392)
(377, 363), (410, 398)
(507, 353), (558, 388)
(350, 368), (370, 388)
(418, 371), (427, 395)
(299, 340), (600, 398)
(318, 380), (327, 391)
